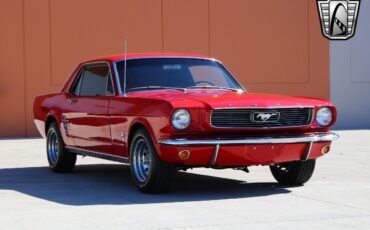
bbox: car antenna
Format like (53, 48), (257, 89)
(123, 36), (128, 96)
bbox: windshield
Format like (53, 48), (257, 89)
(115, 58), (243, 93)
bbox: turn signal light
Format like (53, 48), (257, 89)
(178, 150), (190, 160)
(321, 145), (331, 155)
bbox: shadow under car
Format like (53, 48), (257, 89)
(0, 164), (291, 205)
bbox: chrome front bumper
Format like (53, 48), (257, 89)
(158, 132), (339, 146)
(158, 132), (339, 165)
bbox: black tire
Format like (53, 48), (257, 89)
(270, 160), (316, 185)
(129, 128), (175, 193)
(46, 122), (77, 173)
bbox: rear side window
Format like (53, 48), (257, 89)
(72, 64), (114, 96)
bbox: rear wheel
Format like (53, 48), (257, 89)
(130, 128), (175, 193)
(46, 122), (76, 172)
(270, 160), (316, 185)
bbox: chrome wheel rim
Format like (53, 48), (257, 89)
(132, 137), (152, 183)
(47, 130), (59, 165)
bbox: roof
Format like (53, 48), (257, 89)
(85, 52), (212, 63)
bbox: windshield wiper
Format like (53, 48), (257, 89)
(126, 86), (185, 92)
(186, 85), (242, 92)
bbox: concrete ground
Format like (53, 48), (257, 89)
(0, 131), (369, 230)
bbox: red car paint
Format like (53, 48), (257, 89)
(34, 53), (337, 167)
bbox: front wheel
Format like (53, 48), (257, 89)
(130, 128), (175, 193)
(270, 160), (316, 185)
(46, 122), (77, 172)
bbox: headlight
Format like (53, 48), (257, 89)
(316, 107), (333, 127)
(172, 109), (191, 130)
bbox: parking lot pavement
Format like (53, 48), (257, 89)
(0, 131), (369, 230)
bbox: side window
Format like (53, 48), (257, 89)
(71, 70), (84, 95)
(79, 64), (113, 96)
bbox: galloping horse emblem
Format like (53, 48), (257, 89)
(255, 113), (278, 122)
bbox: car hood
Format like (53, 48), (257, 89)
(127, 90), (332, 109)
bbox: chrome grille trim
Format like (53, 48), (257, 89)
(210, 107), (313, 128)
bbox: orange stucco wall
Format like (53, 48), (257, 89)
(0, 0), (329, 137)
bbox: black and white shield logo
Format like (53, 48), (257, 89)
(317, 0), (361, 40)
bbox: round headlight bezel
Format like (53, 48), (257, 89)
(316, 107), (333, 127)
(171, 109), (191, 130)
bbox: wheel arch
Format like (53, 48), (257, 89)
(45, 114), (58, 136)
(127, 119), (159, 156)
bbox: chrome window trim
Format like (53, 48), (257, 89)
(63, 64), (79, 92)
(69, 61), (116, 96)
(218, 62), (247, 92)
(209, 107), (314, 129)
(113, 62), (123, 95)
(74, 68), (84, 95)
(113, 56), (246, 96)
(113, 56), (221, 63)
(68, 65), (85, 95)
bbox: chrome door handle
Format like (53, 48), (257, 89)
(67, 98), (78, 104)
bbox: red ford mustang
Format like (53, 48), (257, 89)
(33, 53), (339, 193)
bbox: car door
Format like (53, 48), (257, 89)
(65, 62), (115, 153)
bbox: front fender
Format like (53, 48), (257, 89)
(128, 117), (168, 157)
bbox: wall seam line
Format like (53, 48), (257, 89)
(307, 0), (311, 86)
(161, 0), (164, 52)
(49, 0), (53, 86)
(208, 0), (211, 57)
(22, 0), (28, 137)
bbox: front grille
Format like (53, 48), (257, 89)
(211, 108), (313, 128)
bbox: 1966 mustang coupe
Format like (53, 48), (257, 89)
(34, 53), (339, 193)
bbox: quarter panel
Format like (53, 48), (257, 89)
(33, 93), (75, 146)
